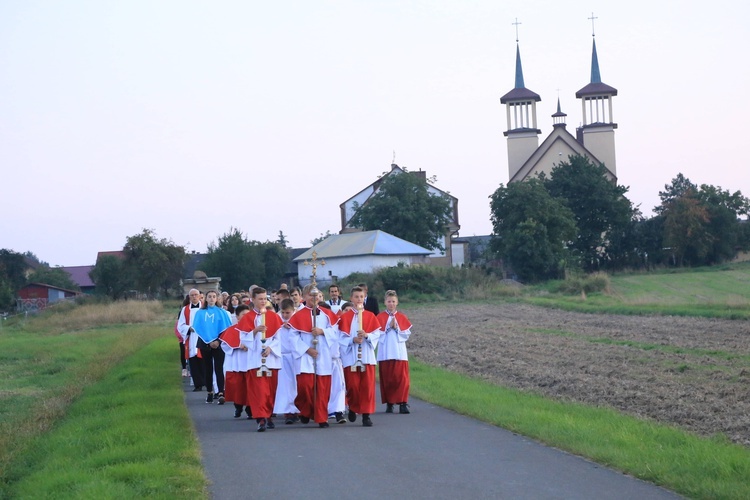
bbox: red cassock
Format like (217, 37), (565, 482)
(219, 325), (248, 406)
(236, 310), (284, 419)
(377, 311), (412, 405)
(289, 306), (339, 423)
(339, 308), (381, 414)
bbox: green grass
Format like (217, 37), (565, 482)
(3, 336), (206, 499)
(523, 263), (750, 318)
(410, 359), (750, 500)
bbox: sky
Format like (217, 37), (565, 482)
(1, 0), (748, 266)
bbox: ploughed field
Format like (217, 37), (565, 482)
(408, 302), (750, 446)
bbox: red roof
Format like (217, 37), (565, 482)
(60, 265), (96, 288)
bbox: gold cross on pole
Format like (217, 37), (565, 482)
(303, 251), (326, 287)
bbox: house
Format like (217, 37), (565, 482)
(339, 164), (461, 266)
(501, 35), (618, 183)
(17, 283), (81, 311)
(60, 265), (96, 294)
(294, 230), (432, 286)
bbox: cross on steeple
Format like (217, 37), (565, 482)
(512, 18), (522, 43)
(588, 12), (598, 37)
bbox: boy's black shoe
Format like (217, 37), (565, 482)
(267, 419), (275, 429)
(217, 393), (225, 405)
(399, 403), (410, 414)
(319, 422), (330, 428)
(205, 393), (214, 404)
(362, 414), (373, 427)
(335, 412), (346, 424)
(257, 418), (266, 432)
(234, 407), (242, 418)
(347, 410), (357, 422)
(300, 416), (310, 424)
(385, 403), (394, 413)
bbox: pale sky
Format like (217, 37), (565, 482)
(1, 1), (748, 266)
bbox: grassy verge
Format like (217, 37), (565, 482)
(410, 359), (750, 499)
(3, 336), (206, 499)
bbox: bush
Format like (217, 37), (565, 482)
(336, 265), (518, 302)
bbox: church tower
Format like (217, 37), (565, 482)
(500, 42), (541, 181)
(575, 34), (618, 177)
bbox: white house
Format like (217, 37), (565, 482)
(338, 164), (460, 266)
(294, 230), (432, 286)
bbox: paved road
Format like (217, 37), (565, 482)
(186, 388), (681, 500)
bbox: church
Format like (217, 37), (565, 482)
(500, 33), (618, 183)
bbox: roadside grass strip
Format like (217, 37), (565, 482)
(410, 359), (750, 500)
(4, 336), (206, 499)
(0, 324), (165, 488)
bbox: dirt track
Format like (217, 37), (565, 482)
(407, 302), (750, 446)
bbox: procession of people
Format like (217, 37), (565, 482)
(176, 282), (413, 432)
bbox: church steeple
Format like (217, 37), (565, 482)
(514, 44), (526, 88)
(590, 38), (602, 84)
(576, 16), (618, 177)
(552, 97), (567, 128)
(500, 31), (541, 181)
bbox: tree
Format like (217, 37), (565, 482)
(261, 242), (289, 287)
(27, 266), (80, 291)
(310, 230), (332, 246)
(662, 189), (712, 266)
(0, 249), (27, 311)
(90, 254), (132, 299)
(696, 184), (750, 263)
(655, 174), (750, 266)
(0, 249), (28, 292)
(489, 179), (577, 282)
(204, 228), (263, 293)
(123, 229), (186, 297)
(349, 171), (453, 251)
(655, 173), (697, 214)
(277, 230), (289, 247)
(203, 228), (289, 292)
(544, 155), (636, 271)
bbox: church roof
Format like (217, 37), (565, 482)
(576, 39), (617, 97)
(552, 97), (567, 118)
(500, 44), (541, 103)
(509, 125), (616, 183)
(294, 230), (432, 261)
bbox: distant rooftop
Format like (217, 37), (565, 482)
(295, 230), (432, 261)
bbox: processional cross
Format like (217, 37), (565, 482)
(303, 251), (326, 288)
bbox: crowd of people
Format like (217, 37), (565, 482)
(175, 283), (413, 432)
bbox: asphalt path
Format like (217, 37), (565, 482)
(186, 387), (681, 500)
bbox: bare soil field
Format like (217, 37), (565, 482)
(407, 302), (750, 446)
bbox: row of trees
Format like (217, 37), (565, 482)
(490, 155), (750, 282)
(89, 228), (290, 300)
